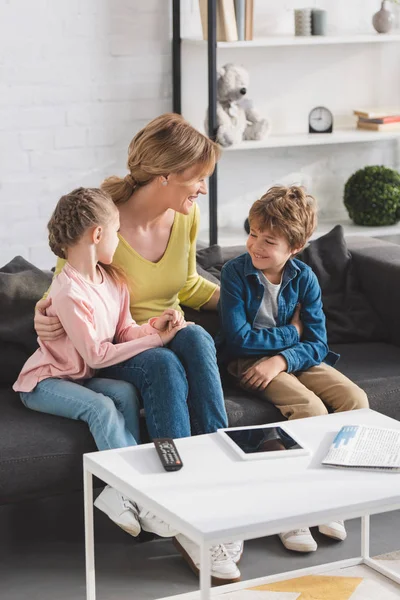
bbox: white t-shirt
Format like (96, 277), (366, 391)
(253, 271), (281, 330)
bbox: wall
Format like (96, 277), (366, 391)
(0, 0), (172, 267)
(181, 0), (400, 240)
(1, 1), (400, 266)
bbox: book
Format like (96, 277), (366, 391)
(199, 0), (238, 42)
(359, 116), (400, 125)
(357, 121), (400, 132)
(245, 0), (254, 41)
(322, 425), (400, 471)
(234, 0), (245, 41)
(354, 108), (400, 119)
(221, 0), (238, 41)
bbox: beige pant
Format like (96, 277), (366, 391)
(227, 357), (369, 420)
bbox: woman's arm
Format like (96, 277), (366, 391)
(178, 204), (219, 311)
(200, 286), (220, 310)
(34, 257), (67, 341)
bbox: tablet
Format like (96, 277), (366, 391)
(217, 424), (309, 461)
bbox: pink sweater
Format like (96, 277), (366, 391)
(13, 263), (163, 392)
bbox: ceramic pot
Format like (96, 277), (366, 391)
(373, 0), (394, 34)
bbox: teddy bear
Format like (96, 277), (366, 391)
(205, 63), (270, 147)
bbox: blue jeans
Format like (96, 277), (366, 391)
(20, 377), (141, 451)
(101, 325), (228, 439)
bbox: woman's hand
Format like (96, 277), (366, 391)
(290, 303), (303, 339)
(34, 298), (65, 341)
(152, 309), (185, 332)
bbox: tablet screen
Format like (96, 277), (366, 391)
(224, 426), (303, 454)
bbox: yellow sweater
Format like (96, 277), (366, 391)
(49, 203), (218, 325)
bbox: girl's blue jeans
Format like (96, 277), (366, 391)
(20, 325), (228, 449)
(20, 377), (140, 451)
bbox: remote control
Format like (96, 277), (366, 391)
(153, 438), (183, 472)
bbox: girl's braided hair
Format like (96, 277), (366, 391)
(47, 187), (125, 284)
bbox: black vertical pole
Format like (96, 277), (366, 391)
(208, 0), (218, 246)
(172, 0), (181, 114)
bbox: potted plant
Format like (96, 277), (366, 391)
(344, 165), (400, 226)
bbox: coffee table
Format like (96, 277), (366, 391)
(83, 408), (400, 600)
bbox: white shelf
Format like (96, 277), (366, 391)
(209, 220), (400, 247)
(222, 129), (400, 151)
(183, 33), (400, 48)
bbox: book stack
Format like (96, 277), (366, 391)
(354, 108), (400, 132)
(199, 0), (254, 42)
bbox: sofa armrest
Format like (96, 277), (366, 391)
(347, 236), (400, 346)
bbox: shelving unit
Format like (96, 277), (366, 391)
(223, 129), (400, 150)
(183, 32), (400, 48)
(216, 219), (400, 248)
(172, 1), (400, 245)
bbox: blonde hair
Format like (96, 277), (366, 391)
(101, 113), (221, 205)
(248, 185), (317, 250)
(47, 187), (125, 284)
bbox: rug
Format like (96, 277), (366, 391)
(216, 553), (400, 600)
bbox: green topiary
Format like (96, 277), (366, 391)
(344, 165), (400, 226)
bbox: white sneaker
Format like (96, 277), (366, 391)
(224, 540), (244, 564)
(318, 520), (347, 541)
(138, 507), (179, 538)
(174, 534), (241, 585)
(94, 485), (141, 537)
(279, 528), (317, 552)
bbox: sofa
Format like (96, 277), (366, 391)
(1, 227), (400, 506)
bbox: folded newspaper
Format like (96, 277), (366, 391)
(322, 425), (400, 471)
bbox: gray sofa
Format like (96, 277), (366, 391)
(1, 229), (400, 506)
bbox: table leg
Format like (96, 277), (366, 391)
(361, 515), (370, 559)
(84, 467), (96, 600)
(200, 543), (211, 600)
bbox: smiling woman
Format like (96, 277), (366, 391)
(32, 114), (241, 584)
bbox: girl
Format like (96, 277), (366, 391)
(14, 187), (188, 539)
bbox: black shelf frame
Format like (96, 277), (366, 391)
(172, 0), (219, 246)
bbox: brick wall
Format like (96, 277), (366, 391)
(0, 0), (172, 267)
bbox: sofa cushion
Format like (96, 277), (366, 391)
(297, 226), (385, 343)
(0, 256), (52, 384)
(0, 386), (96, 504)
(332, 342), (400, 421)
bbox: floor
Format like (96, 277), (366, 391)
(1, 492), (399, 600)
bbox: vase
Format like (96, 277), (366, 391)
(372, 0), (394, 34)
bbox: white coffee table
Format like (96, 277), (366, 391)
(83, 408), (400, 600)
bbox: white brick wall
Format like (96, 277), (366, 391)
(2, 0), (400, 266)
(0, 0), (172, 268)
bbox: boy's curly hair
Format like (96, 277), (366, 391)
(248, 185), (317, 250)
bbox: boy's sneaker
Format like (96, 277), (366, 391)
(174, 534), (241, 585)
(278, 528), (317, 552)
(94, 485), (141, 537)
(318, 520), (347, 541)
(138, 507), (179, 538)
(224, 540), (244, 564)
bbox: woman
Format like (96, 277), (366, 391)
(34, 114), (242, 584)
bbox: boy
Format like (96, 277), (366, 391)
(217, 185), (368, 553)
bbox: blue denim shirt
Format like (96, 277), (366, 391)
(216, 252), (339, 373)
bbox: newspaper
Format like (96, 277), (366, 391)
(322, 425), (400, 471)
